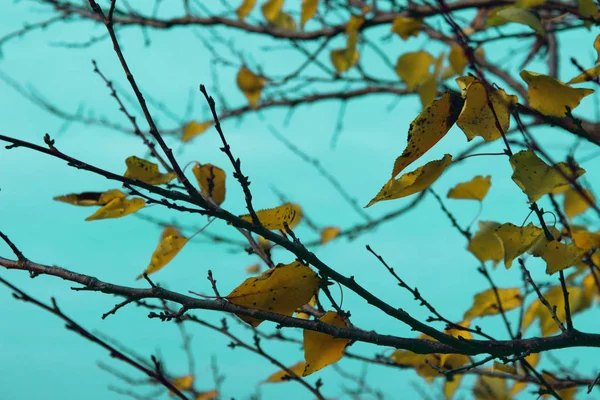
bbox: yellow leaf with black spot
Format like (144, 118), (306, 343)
(54, 189), (126, 206)
(303, 311), (350, 376)
(509, 150), (586, 202)
(367, 154), (453, 208)
(261, 0), (284, 22)
(320, 226), (341, 244)
(390, 16), (422, 40)
(236, 0), (256, 20)
(395, 51), (435, 91)
(182, 121), (212, 142)
(564, 188), (594, 219)
(192, 162), (226, 205)
(456, 79), (517, 142)
(468, 221), (504, 264)
(447, 175), (491, 201)
(265, 361), (306, 383)
(237, 67), (266, 108)
(136, 226), (188, 279)
(520, 70), (594, 117)
(85, 197), (146, 221)
(300, 0), (318, 28)
(392, 92), (463, 177)
(493, 222), (543, 268)
(533, 240), (585, 275)
(464, 287), (522, 320)
(124, 156), (176, 185)
(226, 261), (320, 327)
(240, 203), (302, 230)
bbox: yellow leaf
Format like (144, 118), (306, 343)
(172, 375), (194, 392)
(595, 34), (600, 64)
(85, 197), (145, 221)
(468, 221), (504, 264)
(520, 70), (594, 117)
(579, 0), (599, 18)
(345, 15), (364, 34)
(509, 150), (586, 203)
(534, 240), (585, 275)
(392, 92), (463, 177)
(320, 226), (341, 244)
(196, 390), (219, 400)
(464, 287), (522, 320)
(448, 45), (471, 75)
(192, 163), (226, 205)
(493, 222), (543, 268)
(523, 285), (590, 335)
(447, 175), (491, 201)
(495, 7), (545, 35)
(367, 154), (453, 208)
(564, 188), (594, 219)
(417, 72), (438, 108)
(444, 320), (473, 340)
(515, 0), (546, 7)
(390, 16), (422, 40)
(182, 121), (212, 142)
(137, 227), (188, 279)
(572, 230), (600, 250)
(444, 376), (462, 399)
(567, 65), (600, 84)
(395, 51), (435, 91)
(237, 67), (266, 109)
(330, 48), (359, 73)
(300, 0), (318, 28)
(236, 0), (256, 20)
(456, 79), (517, 142)
(264, 361), (306, 383)
(493, 361), (517, 375)
(54, 189), (126, 206)
(271, 11), (296, 30)
(245, 263), (261, 274)
(583, 269), (600, 302)
(261, 0), (284, 22)
(124, 156), (176, 185)
(240, 203), (302, 230)
(303, 311), (350, 376)
(296, 294), (317, 320)
(227, 261), (320, 327)
(474, 375), (509, 400)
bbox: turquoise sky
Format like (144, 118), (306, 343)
(1, 2), (599, 399)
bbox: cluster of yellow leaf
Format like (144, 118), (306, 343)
(236, 67), (266, 109)
(124, 156), (176, 185)
(137, 226), (189, 280)
(239, 202), (302, 230)
(236, 0), (318, 29)
(265, 311), (350, 380)
(226, 261), (320, 326)
(54, 189), (146, 221)
(192, 162), (226, 205)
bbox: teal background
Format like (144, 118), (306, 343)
(1, 2), (599, 399)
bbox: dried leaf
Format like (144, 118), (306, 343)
(85, 197), (146, 221)
(136, 226), (188, 279)
(509, 150), (585, 203)
(390, 16), (422, 40)
(182, 121), (212, 142)
(447, 175), (491, 201)
(239, 202), (302, 230)
(367, 154), (453, 208)
(392, 92), (463, 177)
(320, 226), (341, 244)
(264, 361), (306, 383)
(464, 287), (522, 320)
(395, 51), (435, 91)
(237, 67), (266, 108)
(236, 0), (256, 20)
(493, 222), (543, 268)
(303, 311), (350, 376)
(54, 189), (126, 206)
(520, 70), (594, 117)
(192, 163), (226, 205)
(124, 156), (176, 185)
(227, 261), (320, 327)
